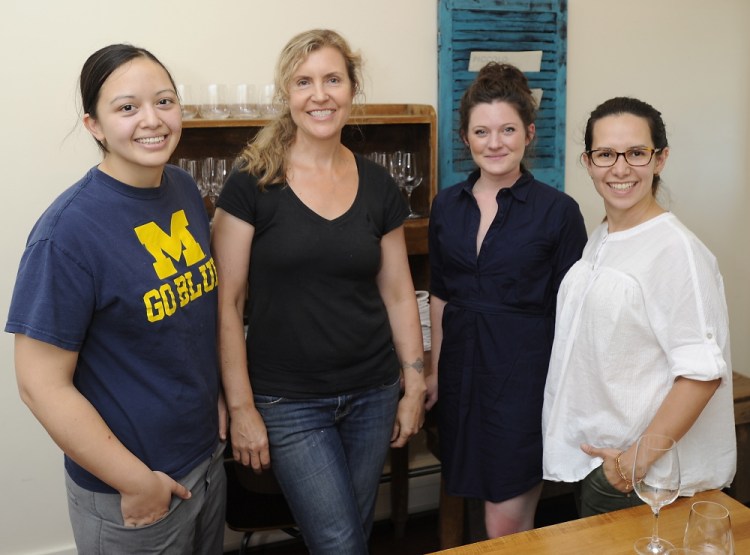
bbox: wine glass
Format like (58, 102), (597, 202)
(402, 151), (423, 219)
(683, 501), (734, 554)
(388, 150), (405, 185)
(633, 434), (681, 555)
(198, 157), (218, 215)
(369, 151), (388, 168)
(212, 158), (227, 203)
(178, 158), (200, 189)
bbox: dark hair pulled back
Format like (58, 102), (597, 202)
(584, 97), (668, 193)
(458, 62), (537, 144)
(80, 44), (177, 153)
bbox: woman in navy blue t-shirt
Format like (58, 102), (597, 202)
(6, 44), (225, 554)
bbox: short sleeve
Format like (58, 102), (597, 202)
(215, 168), (260, 225)
(357, 157), (408, 236)
(383, 180), (409, 235)
(428, 192), (448, 300)
(642, 229), (730, 382)
(6, 238), (95, 351)
(550, 197), (588, 293)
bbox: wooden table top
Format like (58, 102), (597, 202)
(427, 490), (749, 554)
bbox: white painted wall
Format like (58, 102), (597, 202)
(0, 1), (747, 553)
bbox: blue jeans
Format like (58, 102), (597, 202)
(255, 377), (400, 555)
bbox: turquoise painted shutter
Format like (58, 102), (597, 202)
(438, 0), (568, 190)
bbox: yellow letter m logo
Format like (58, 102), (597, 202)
(134, 210), (206, 279)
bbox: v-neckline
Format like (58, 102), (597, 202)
(284, 154), (361, 223)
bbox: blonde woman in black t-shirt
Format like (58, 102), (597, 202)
(212, 29), (426, 554)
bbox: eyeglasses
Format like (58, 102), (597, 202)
(585, 147), (662, 168)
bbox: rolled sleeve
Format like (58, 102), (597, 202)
(643, 220), (731, 383)
(668, 332), (728, 381)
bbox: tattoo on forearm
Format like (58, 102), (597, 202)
(402, 358), (424, 374)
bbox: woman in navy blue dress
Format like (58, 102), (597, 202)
(426, 63), (587, 538)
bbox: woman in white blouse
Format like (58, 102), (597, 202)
(542, 97), (736, 516)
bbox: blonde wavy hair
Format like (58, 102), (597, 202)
(239, 29), (363, 187)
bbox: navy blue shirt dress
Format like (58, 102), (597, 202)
(429, 169), (587, 502)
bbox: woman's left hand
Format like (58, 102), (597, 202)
(581, 443), (634, 493)
(390, 391), (425, 448)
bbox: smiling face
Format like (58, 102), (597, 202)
(583, 113), (669, 229)
(287, 46), (354, 144)
(83, 57), (181, 188)
(465, 100), (534, 188)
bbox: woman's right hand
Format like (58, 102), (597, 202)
(581, 443), (633, 493)
(230, 406), (271, 472)
(120, 470), (191, 527)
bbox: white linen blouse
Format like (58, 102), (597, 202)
(542, 213), (736, 495)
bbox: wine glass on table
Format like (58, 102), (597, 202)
(633, 434), (681, 555)
(402, 151), (423, 219)
(683, 501), (734, 554)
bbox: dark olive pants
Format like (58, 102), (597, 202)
(576, 464), (645, 517)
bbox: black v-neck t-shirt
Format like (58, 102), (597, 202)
(217, 154), (408, 397)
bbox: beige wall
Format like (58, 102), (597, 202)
(0, 1), (747, 553)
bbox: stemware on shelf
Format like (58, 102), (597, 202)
(388, 150), (405, 185)
(683, 500), (734, 554)
(368, 151), (389, 168)
(177, 158), (199, 185)
(213, 158), (227, 203)
(200, 157), (229, 205)
(178, 157), (230, 219)
(401, 151), (423, 219)
(199, 157), (214, 201)
(633, 434), (681, 555)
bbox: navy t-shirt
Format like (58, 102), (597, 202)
(5, 166), (220, 493)
(216, 154), (407, 397)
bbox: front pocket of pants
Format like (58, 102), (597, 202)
(379, 374), (401, 391)
(253, 394), (285, 407)
(588, 463), (623, 497)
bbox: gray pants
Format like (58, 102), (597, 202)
(66, 442), (226, 555)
